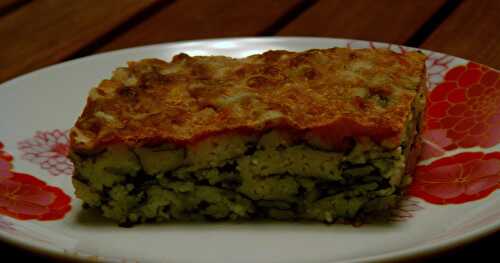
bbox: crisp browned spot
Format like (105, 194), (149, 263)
(96, 88), (106, 96)
(349, 53), (359, 60)
(369, 86), (393, 97)
(262, 50), (290, 63)
(190, 64), (210, 80)
(263, 66), (280, 76)
(353, 96), (368, 111)
(247, 76), (271, 89)
(234, 67), (246, 78)
(304, 68), (319, 80)
(172, 53), (191, 63)
(88, 121), (101, 134)
(117, 86), (137, 99)
(289, 55), (309, 68)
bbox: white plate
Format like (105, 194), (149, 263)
(0, 37), (499, 263)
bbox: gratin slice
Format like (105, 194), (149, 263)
(69, 48), (427, 225)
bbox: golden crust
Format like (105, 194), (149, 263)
(70, 48), (426, 152)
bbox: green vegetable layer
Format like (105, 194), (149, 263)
(71, 131), (407, 226)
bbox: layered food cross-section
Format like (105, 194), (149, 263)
(69, 48), (427, 225)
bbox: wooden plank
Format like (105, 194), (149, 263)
(278, 0), (447, 44)
(0, 0), (26, 12)
(97, 0), (304, 52)
(422, 0), (500, 69)
(0, 0), (160, 83)
(0, 0), (30, 17)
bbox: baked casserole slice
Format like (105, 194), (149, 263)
(69, 48), (427, 225)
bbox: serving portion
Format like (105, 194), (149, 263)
(69, 47), (427, 225)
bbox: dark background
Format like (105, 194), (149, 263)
(0, 0), (499, 261)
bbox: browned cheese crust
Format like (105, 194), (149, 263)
(70, 48), (427, 153)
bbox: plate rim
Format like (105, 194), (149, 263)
(0, 36), (499, 263)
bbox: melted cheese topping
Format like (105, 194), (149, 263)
(70, 48), (426, 152)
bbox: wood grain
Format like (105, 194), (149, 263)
(0, 0), (26, 13)
(0, 0), (160, 83)
(278, 0), (447, 44)
(421, 0), (500, 69)
(97, 0), (304, 52)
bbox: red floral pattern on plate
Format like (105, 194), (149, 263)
(409, 152), (500, 204)
(17, 130), (73, 176)
(0, 172), (71, 220)
(422, 62), (500, 160)
(425, 52), (454, 90)
(0, 159), (11, 179)
(0, 142), (71, 220)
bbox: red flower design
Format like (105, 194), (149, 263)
(409, 152), (500, 204)
(424, 63), (500, 158)
(425, 52), (454, 89)
(0, 140), (71, 220)
(0, 171), (71, 220)
(0, 159), (11, 179)
(17, 130), (73, 176)
(420, 129), (454, 160)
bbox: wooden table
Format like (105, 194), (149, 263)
(0, 0), (498, 261)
